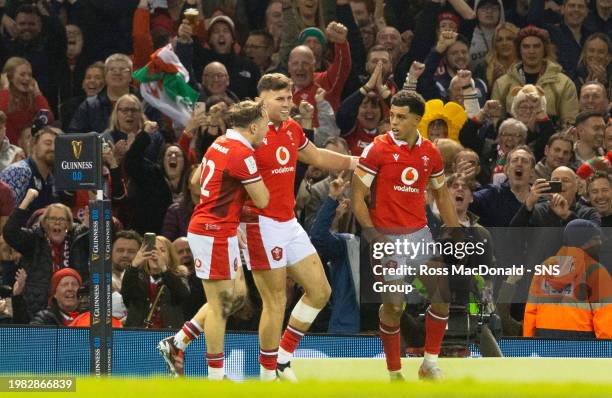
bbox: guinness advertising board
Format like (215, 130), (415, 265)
(89, 199), (112, 376)
(54, 133), (103, 191)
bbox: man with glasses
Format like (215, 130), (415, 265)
(200, 62), (238, 103)
(244, 30), (276, 74)
(0, 127), (61, 212)
(68, 53), (135, 134)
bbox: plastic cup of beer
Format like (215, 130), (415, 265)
(184, 8), (199, 30)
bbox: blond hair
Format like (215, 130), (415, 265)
(109, 94), (145, 132)
(485, 23), (519, 88)
(41, 203), (75, 232)
(3, 57), (35, 112)
(148, 236), (189, 277)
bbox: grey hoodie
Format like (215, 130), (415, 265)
(470, 0), (506, 71)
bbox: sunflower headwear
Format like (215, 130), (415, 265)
(417, 99), (467, 142)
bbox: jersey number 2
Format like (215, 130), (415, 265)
(199, 158), (216, 197)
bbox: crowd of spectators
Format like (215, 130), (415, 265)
(0, 0), (610, 345)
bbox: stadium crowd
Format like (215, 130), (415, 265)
(0, 0), (610, 351)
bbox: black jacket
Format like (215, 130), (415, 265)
(67, 88), (114, 134)
(3, 208), (89, 318)
(121, 266), (189, 329)
(175, 41), (260, 100)
(123, 131), (173, 235)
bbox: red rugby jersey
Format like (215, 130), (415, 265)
(357, 132), (444, 231)
(189, 130), (262, 237)
(244, 118), (309, 221)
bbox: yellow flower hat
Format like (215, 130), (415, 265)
(417, 99), (467, 142)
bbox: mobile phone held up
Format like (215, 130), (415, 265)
(544, 181), (562, 194)
(143, 233), (156, 251)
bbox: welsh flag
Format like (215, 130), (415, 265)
(132, 44), (199, 127)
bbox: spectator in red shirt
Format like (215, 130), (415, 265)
(289, 21), (351, 124)
(0, 57), (53, 144)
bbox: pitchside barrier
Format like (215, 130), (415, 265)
(0, 327), (610, 379)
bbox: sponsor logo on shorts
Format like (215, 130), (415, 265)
(195, 259), (202, 269)
(233, 258), (239, 272)
(271, 246), (283, 261)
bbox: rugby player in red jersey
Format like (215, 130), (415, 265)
(352, 91), (460, 381)
(246, 73), (358, 381)
(158, 100), (270, 379)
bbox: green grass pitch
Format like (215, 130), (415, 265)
(18, 358), (612, 397)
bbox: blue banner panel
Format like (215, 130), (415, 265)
(0, 327), (609, 379)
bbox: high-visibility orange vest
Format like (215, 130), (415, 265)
(523, 246), (612, 339)
(68, 312), (123, 328)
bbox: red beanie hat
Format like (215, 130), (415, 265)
(49, 268), (82, 301)
(437, 12), (461, 29)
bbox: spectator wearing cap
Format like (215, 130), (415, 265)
(527, 0), (593, 80)
(68, 53), (135, 135)
(523, 219), (612, 339)
(0, 57), (54, 145)
(0, 127), (60, 211)
(4, 190), (89, 320)
(469, 0), (505, 71)
(1, 4), (67, 114)
(298, 27), (327, 71)
(0, 111), (22, 172)
(12, 268), (82, 326)
(288, 21), (351, 119)
(176, 15), (260, 100)
(491, 25), (579, 127)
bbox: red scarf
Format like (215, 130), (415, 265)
(49, 238), (71, 273)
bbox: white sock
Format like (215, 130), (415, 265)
(173, 319), (203, 351)
(423, 352), (438, 368)
(260, 365), (277, 381)
(277, 347), (291, 365)
(208, 366), (225, 380)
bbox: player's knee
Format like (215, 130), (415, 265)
(308, 281), (331, 308)
(382, 303), (404, 319)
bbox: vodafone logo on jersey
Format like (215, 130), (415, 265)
(394, 167), (420, 193)
(271, 146), (295, 174)
(276, 146), (290, 165)
(401, 167), (419, 186)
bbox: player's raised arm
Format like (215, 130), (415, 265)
(244, 180), (270, 209)
(298, 140), (358, 171)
